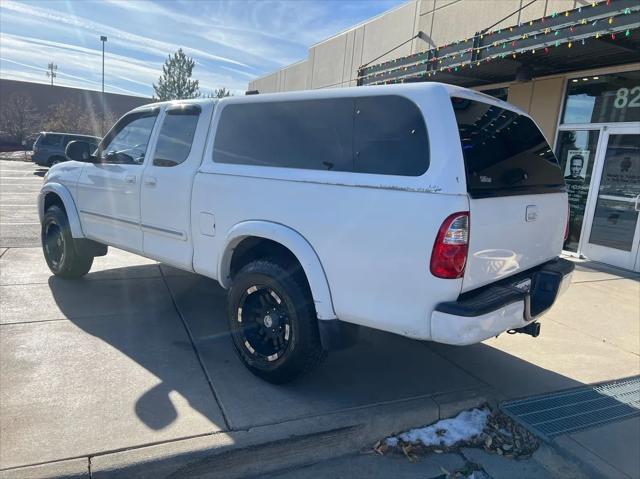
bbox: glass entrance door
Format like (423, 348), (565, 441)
(581, 127), (640, 271)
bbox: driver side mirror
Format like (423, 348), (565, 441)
(65, 141), (96, 163)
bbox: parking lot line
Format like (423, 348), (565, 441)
(0, 223), (40, 226)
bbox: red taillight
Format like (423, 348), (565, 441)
(563, 202), (570, 241)
(430, 212), (470, 279)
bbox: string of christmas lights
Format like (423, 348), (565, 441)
(365, 27), (637, 86)
(360, 0), (633, 75)
(358, 0), (638, 86)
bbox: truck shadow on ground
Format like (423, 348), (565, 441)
(47, 264), (593, 435)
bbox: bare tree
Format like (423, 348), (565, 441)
(43, 101), (115, 137)
(43, 101), (85, 134)
(0, 93), (40, 145)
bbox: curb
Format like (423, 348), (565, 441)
(552, 435), (629, 479)
(1, 387), (493, 479)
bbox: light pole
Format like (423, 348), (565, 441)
(100, 35), (107, 135)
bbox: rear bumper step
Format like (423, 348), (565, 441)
(430, 258), (574, 345)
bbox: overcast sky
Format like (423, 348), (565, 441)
(0, 0), (404, 97)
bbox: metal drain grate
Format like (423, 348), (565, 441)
(500, 376), (640, 441)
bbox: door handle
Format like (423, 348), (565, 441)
(144, 177), (157, 187)
(124, 175), (136, 184)
(635, 194), (640, 212)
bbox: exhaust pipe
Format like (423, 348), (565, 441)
(508, 322), (541, 338)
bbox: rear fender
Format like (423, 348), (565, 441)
(219, 221), (337, 321)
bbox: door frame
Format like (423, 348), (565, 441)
(578, 123), (640, 271)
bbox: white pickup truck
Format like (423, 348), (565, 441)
(39, 83), (574, 383)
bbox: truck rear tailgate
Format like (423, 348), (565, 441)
(450, 96), (567, 292)
(463, 193), (566, 291)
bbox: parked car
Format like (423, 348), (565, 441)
(32, 132), (100, 167)
(38, 83), (573, 383)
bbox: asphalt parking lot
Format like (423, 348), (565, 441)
(0, 159), (639, 479)
(0, 159), (43, 248)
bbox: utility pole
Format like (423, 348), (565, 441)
(100, 36), (107, 135)
(46, 62), (57, 86)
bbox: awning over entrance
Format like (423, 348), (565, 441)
(357, 0), (640, 88)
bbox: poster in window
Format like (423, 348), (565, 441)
(564, 149), (591, 251)
(564, 149), (589, 181)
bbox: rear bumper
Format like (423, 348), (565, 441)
(430, 258), (574, 345)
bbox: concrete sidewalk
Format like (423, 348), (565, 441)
(1, 247), (638, 478)
(0, 160), (638, 478)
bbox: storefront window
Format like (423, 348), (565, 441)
(562, 71), (640, 124)
(589, 134), (640, 251)
(556, 130), (600, 252)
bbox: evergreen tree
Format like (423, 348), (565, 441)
(202, 87), (232, 99)
(153, 49), (200, 101)
(213, 87), (231, 98)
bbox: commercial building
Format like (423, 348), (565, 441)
(0, 79), (150, 145)
(249, 0), (640, 272)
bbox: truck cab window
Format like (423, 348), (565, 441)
(99, 112), (158, 165)
(153, 106), (201, 167)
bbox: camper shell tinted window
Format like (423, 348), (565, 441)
(213, 95), (429, 176)
(451, 97), (564, 198)
(214, 98), (354, 172)
(353, 96), (429, 176)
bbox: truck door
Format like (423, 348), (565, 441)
(76, 109), (160, 252)
(140, 103), (210, 269)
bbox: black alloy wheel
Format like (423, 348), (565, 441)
(227, 259), (326, 383)
(43, 221), (65, 270)
(41, 205), (94, 278)
(236, 285), (292, 363)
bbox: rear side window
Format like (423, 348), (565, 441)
(41, 134), (61, 146)
(451, 97), (564, 198)
(64, 136), (83, 146)
(214, 98), (354, 172)
(213, 96), (429, 176)
(354, 96), (429, 176)
(153, 105), (201, 167)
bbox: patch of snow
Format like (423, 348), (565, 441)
(385, 407), (490, 448)
(385, 437), (398, 447)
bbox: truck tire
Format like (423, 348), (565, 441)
(41, 205), (93, 278)
(227, 259), (326, 384)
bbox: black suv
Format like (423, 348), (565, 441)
(32, 132), (100, 167)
